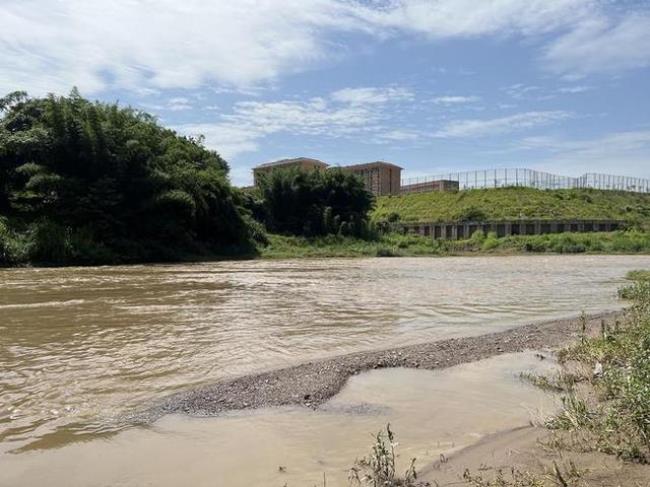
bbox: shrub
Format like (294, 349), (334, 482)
(481, 232), (500, 251)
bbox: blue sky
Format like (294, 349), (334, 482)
(2, 1), (650, 186)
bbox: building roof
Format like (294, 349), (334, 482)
(340, 161), (403, 170)
(254, 157), (329, 170)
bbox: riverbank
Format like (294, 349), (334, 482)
(3, 229), (650, 267)
(260, 230), (650, 259)
(147, 310), (622, 419)
(416, 271), (650, 486)
(419, 424), (650, 486)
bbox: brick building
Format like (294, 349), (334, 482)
(339, 161), (402, 196)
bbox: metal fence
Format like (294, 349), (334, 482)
(400, 168), (650, 194)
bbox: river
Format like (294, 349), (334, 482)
(2, 255), (650, 485)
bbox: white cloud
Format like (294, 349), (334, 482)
(375, 129), (421, 142)
(2, 0), (648, 96)
(176, 87), (409, 159)
(179, 123), (262, 161)
(434, 111), (572, 138)
(544, 13), (650, 77)
(167, 97), (193, 111)
(0, 0), (369, 96)
(368, 0), (593, 38)
(557, 85), (592, 94)
(330, 87), (413, 105)
(432, 96), (480, 105)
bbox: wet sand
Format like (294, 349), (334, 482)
(420, 425), (650, 486)
(147, 310), (623, 420)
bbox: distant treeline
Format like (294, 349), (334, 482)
(0, 90), (375, 266)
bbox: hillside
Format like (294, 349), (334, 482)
(373, 187), (650, 224)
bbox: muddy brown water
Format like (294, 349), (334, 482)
(1, 255), (650, 484)
(1, 352), (560, 487)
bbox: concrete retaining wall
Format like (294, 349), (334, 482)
(399, 219), (625, 240)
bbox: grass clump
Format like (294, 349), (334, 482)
(626, 270), (650, 282)
(349, 424), (419, 487)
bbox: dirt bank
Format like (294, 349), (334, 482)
(143, 310), (624, 419)
(420, 425), (650, 486)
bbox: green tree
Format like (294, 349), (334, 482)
(256, 167), (374, 237)
(0, 89), (253, 264)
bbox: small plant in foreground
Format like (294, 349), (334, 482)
(348, 424), (418, 487)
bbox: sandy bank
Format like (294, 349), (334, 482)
(420, 424), (650, 486)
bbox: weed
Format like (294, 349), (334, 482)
(348, 424), (418, 487)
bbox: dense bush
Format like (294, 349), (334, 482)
(255, 167), (375, 238)
(0, 90), (254, 265)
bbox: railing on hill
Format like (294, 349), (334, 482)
(400, 168), (650, 194)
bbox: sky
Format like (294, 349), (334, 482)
(2, 0), (650, 186)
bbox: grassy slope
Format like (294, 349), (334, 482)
(373, 187), (650, 223)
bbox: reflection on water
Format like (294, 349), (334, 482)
(1, 255), (649, 453)
(0, 352), (559, 487)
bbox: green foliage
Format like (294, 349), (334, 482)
(498, 231), (650, 254)
(256, 167), (375, 238)
(626, 270), (650, 282)
(481, 232), (500, 251)
(259, 230), (650, 259)
(0, 90), (255, 265)
(548, 278), (650, 462)
(455, 205), (488, 221)
(349, 424), (418, 487)
(373, 187), (650, 224)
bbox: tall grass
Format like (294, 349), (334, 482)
(546, 272), (650, 462)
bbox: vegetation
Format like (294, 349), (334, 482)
(543, 273), (650, 463)
(625, 270), (650, 282)
(251, 167), (374, 238)
(0, 90), (260, 265)
(348, 424), (419, 487)
(260, 230), (650, 259)
(347, 425), (586, 487)
(373, 187), (650, 226)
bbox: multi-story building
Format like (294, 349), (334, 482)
(339, 161), (402, 196)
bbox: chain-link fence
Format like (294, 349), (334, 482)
(400, 168), (650, 194)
